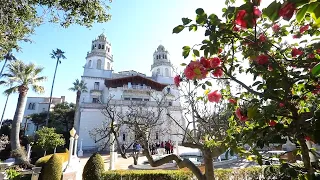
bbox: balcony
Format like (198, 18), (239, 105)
(122, 85), (152, 95)
(90, 89), (103, 96)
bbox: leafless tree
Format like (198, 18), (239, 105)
(90, 91), (172, 165)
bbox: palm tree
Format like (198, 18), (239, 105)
(46, 48), (66, 126)
(0, 51), (16, 77)
(0, 84), (16, 129)
(69, 79), (87, 132)
(0, 60), (46, 163)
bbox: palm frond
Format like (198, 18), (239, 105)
(32, 85), (45, 94)
(3, 86), (18, 95)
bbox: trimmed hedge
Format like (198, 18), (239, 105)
(83, 153), (105, 180)
(102, 166), (281, 180)
(41, 154), (63, 180)
(35, 149), (69, 167)
(103, 170), (193, 180)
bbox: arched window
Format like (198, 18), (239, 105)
(88, 60), (92, 68)
(98, 44), (101, 49)
(165, 55), (167, 59)
(157, 68), (160, 75)
(92, 45), (94, 50)
(165, 68), (169, 76)
(107, 48), (110, 52)
(107, 62), (110, 70)
(122, 134), (126, 141)
(102, 45), (105, 49)
(163, 54), (165, 59)
(32, 103), (35, 110)
(97, 59), (102, 69)
(28, 103), (32, 110)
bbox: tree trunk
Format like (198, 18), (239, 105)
(73, 91), (81, 132)
(203, 149), (215, 180)
(23, 118), (29, 136)
(11, 86), (28, 162)
(298, 137), (314, 176)
(0, 58), (8, 77)
(0, 94), (10, 128)
(133, 152), (139, 165)
(46, 57), (60, 126)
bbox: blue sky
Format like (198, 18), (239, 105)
(0, 0), (229, 120)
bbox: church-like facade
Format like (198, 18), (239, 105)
(78, 34), (185, 151)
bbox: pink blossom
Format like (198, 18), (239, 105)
(235, 108), (248, 122)
(174, 75), (181, 87)
(210, 57), (221, 68)
(208, 90), (222, 103)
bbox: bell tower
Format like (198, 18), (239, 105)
(83, 33), (113, 78)
(151, 45), (173, 77)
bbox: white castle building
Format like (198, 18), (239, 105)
(78, 34), (185, 151)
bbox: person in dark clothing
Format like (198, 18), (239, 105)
(165, 141), (170, 154)
(161, 141), (164, 148)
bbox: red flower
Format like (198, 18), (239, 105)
(212, 68), (223, 77)
(174, 75), (181, 87)
(308, 53), (315, 59)
(254, 6), (262, 17)
(300, 24), (309, 33)
(233, 26), (240, 32)
(279, 102), (285, 107)
(259, 34), (267, 42)
(291, 48), (303, 57)
(229, 98), (237, 104)
(269, 120), (277, 127)
(200, 57), (210, 69)
(268, 65), (273, 71)
(208, 90), (222, 103)
(210, 57), (221, 68)
(279, 2), (296, 21)
(235, 108), (248, 122)
(235, 10), (247, 28)
(292, 34), (300, 39)
(256, 54), (269, 65)
(184, 60), (208, 80)
(272, 24), (280, 32)
(317, 49), (320, 54)
(305, 136), (311, 141)
(218, 48), (223, 54)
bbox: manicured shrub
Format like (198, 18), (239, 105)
(103, 170), (193, 180)
(41, 154), (63, 180)
(83, 153), (105, 180)
(35, 151), (69, 167)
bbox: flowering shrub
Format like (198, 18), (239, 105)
(173, 0), (320, 178)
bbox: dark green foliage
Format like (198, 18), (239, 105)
(83, 153), (105, 180)
(103, 170), (192, 180)
(41, 154), (63, 180)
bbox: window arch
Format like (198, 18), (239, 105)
(88, 60), (92, 68)
(165, 55), (167, 59)
(163, 54), (165, 59)
(107, 62), (110, 70)
(31, 103), (35, 110)
(165, 68), (169, 76)
(102, 45), (105, 49)
(97, 59), (102, 69)
(92, 45), (94, 50)
(157, 68), (160, 75)
(98, 44), (101, 49)
(28, 103), (32, 110)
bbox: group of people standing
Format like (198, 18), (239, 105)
(149, 140), (174, 155)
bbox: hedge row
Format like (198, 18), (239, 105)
(35, 149), (69, 167)
(103, 166), (281, 180)
(103, 170), (193, 180)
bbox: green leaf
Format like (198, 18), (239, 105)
(180, 63), (187, 66)
(262, 1), (281, 22)
(196, 8), (205, 15)
(182, 46), (191, 59)
(193, 49), (200, 57)
(202, 84), (206, 90)
(252, 81), (262, 87)
(205, 81), (212, 86)
(196, 14), (207, 25)
(311, 62), (320, 76)
(173, 25), (184, 34)
(296, 4), (309, 22)
(182, 18), (192, 25)
(189, 24), (198, 31)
